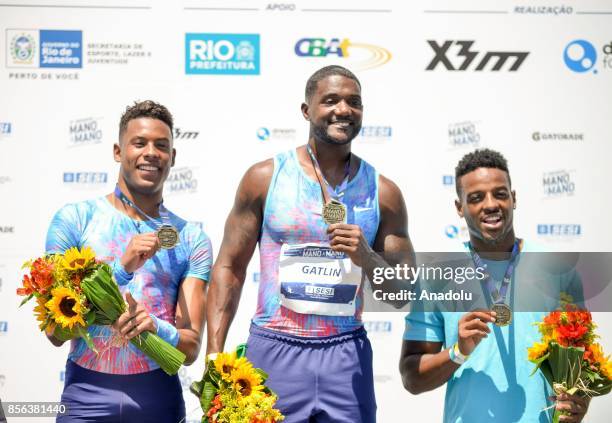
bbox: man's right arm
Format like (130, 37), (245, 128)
(206, 160), (273, 355)
(399, 311), (495, 394)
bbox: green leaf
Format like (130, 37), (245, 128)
(19, 294), (34, 307)
(77, 325), (98, 354)
(254, 367), (269, 383)
(190, 380), (203, 397)
(85, 310), (96, 326)
(236, 343), (247, 358)
(200, 380), (217, 412)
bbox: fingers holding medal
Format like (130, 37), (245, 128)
(457, 310), (497, 356)
(121, 233), (161, 273)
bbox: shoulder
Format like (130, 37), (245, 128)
(376, 173), (406, 215)
(51, 198), (102, 222)
(237, 158), (275, 204)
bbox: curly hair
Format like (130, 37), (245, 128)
(455, 148), (511, 196)
(118, 100), (173, 140)
(305, 65), (361, 102)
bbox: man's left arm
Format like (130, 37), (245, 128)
(328, 174), (416, 306)
(115, 229), (212, 365)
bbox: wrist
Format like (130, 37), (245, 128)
(113, 261), (134, 286)
(149, 314), (179, 347)
(449, 342), (469, 365)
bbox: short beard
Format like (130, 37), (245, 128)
(313, 123), (359, 146)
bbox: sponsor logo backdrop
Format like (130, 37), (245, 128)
(0, 1), (610, 422)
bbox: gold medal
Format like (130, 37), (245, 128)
(157, 225), (179, 249)
(322, 200), (346, 225)
(491, 303), (512, 326)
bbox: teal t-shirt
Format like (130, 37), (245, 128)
(403, 242), (584, 423)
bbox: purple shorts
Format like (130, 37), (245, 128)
(57, 360), (185, 422)
(246, 324), (377, 423)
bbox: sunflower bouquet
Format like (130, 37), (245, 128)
(190, 344), (284, 423)
(17, 246), (185, 375)
(528, 301), (611, 422)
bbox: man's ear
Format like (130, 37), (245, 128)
(512, 190), (516, 209)
(301, 102), (310, 121)
(455, 198), (464, 218)
(171, 148), (176, 167)
(113, 142), (121, 163)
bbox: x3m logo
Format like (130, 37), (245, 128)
(426, 41), (529, 71)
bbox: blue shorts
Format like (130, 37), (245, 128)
(57, 360), (185, 422)
(246, 324), (377, 423)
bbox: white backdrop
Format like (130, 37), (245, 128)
(1, 1), (611, 421)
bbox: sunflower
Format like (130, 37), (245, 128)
(33, 296), (49, 330)
(61, 246), (96, 272)
(231, 362), (263, 397)
(46, 286), (86, 329)
(214, 351), (238, 381)
(527, 342), (549, 362)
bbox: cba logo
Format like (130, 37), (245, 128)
(426, 40), (529, 71)
(185, 33), (260, 75)
(256, 127), (270, 141)
(6, 29), (82, 68)
(442, 175), (455, 186)
(294, 38), (391, 71)
(564, 40), (597, 73)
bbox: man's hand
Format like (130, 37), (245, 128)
(327, 223), (371, 267)
(120, 233), (160, 273)
(555, 393), (590, 422)
(457, 310), (496, 356)
(112, 292), (156, 340)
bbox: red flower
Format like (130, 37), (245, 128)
(557, 323), (588, 346)
(17, 257), (56, 296)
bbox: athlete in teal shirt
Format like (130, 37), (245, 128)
(400, 149), (590, 423)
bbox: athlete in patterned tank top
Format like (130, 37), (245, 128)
(206, 66), (416, 422)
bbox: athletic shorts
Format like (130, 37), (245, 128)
(57, 359), (185, 422)
(246, 323), (377, 423)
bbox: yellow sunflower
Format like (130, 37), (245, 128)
(527, 342), (549, 362)
(214, 351), (238, 381)
(46, 286), (86, 329)
(61, 246), (96, 272)
(231, 362), (264, 398)
(33, 296), (49, 330)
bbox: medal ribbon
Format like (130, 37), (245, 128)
(306, 144), (351, 204)
(113, 184), (172, 230)
(469, 239), (521, 305)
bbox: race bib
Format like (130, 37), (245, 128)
(279, 243), (362, 316)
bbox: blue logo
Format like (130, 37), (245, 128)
(564, 40), (597, 73)
(0, 122), (11, 135)
(40, 30), (82, 68)
(537, 224), (581, 236)
(442, 175), (455, 186)
(357, 126), (392, 142)
(445, 225), (459, 239)
(256, 127), (270, 141)
(185, 33), (260, 75)
(63, 172), (108, 184)
(0, 321), (7, 333)
(59, 371), (65, 382)
(252, 272), (260, 283)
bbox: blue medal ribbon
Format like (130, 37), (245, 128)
(469, 239), (521, 306)
(306, 145), (351, 203)
(113, 184), (174, 232)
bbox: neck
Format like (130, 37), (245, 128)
(470, 231), (517, 260)
(112, 177), (162, 219)
(308, 138), (352, 176)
